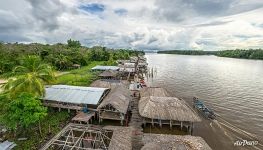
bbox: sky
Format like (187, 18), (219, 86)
(0, 0), (263, 50)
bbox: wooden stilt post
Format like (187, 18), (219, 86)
(59, 107), (61, 112)
(68, 108), (70, 113)
(191, 122), (194, 135)
(152, 119), (154, 127)
(189, 124), (192, 134)
(180, 122), (183, 130)
(170, 120), (172, 129)
(159, 120), (162, 128)
(98, 110), (101, 124)
(121, 113), (124, 126)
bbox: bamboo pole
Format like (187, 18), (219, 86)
(181, 122), (183, 130)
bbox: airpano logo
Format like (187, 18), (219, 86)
(234, 140), (258, 146)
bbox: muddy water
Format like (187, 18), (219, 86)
(145, 53), (263, 150)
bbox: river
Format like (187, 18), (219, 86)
(145, 53), (263, 150)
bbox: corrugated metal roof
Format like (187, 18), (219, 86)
(124, 63), (135, 68)
(44, 85), (109, 105)
(0, 140), (16, 150)
(119, 68), (136, 73)
(91, 65), (119, 71)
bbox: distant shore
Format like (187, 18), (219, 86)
(157, 49), (263, 60)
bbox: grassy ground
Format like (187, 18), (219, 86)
(56, 61), (105, 86)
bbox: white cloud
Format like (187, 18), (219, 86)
(0, 0), (263, 50)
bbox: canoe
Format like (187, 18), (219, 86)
(193, 97), (216, 120)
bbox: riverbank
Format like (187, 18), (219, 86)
(158, 49), (263, 60)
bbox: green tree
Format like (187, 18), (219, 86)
(106, 53), (116, 65)
(67, 39), (81, 48)
(3, 55), (55, 97)
(1, 93), (47, 135)
(54, 54), (72, 70)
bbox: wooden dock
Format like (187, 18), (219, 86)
(129, 93), (144, 150)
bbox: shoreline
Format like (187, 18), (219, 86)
(156, 51), (263, 60)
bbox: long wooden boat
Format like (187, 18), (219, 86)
(193, 97), (216, 120)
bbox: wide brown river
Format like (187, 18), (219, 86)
(145, 53), (263, 150)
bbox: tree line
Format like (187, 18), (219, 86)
(0, 39), (144, 74)
(158, 50), (215, 55)
(216, 49), (263, 59)
(157, 49), (263, 60)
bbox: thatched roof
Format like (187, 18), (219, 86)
(141, 143), (161, 150)
(98, 85), (131, 114)
(140, 87), (170, 97)
(104, 126), (133, 150)
(99, 70), (117, 77)
(90, 79), (129, 89)
(139, 96), (201, 122)
(142, 134), (212, 150)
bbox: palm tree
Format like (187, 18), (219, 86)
(4, 55), (55, 97)
(54, 54), (72, 70)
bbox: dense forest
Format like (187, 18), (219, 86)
(158, 50), (216, 55)
(158, 49), (263, 60)
(216, 49), (263, 59)
(0, 39), (144, 75)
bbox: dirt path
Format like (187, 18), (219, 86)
(55, 72), (70, 77)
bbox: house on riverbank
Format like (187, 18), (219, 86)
(97, 85), (132, 125)
(90, 79), (129, 89)
(139, 96), (201, 133)
(98, 70), (118, 79)
(139, 87), (200, 133)
(42, 85), (110, 111)
(118, 62), (136, 71)
(91, 65), (120, 71)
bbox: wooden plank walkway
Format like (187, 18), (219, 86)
(129, 93), (144, 150)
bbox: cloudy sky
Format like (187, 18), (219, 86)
(1, 0), (263, 50)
